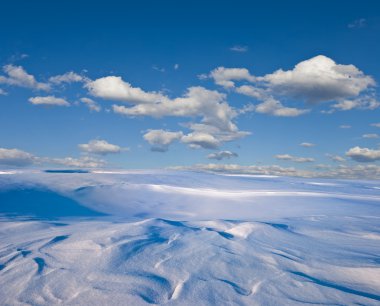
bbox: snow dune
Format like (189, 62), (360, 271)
(0, 170), (379, 305)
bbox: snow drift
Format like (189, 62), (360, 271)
(0, 170), (379, 305)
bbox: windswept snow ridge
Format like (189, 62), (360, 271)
(0, 170), (379, 305)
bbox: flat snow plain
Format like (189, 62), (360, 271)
(0, 170), (379, 305)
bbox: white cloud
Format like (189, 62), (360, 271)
(0, 148), (35, 167)
(172, 163), (380, 180)
(362, 134), (379, 139)
(255, 98), (309, 117)
(326, 154), (346, 162)
(0, 65), (50, 91)
(80, 97), (101, 112)
(208, 67), (255, 88)
(370, 123), (380, 128)
(0, 147), (106, 168)
(78, 139), (125, 155)
(257, 55), (375, 103)
(181, 132), (220, 149)
(29, 96), (70, 106)
(185, 123), (250, 143)
(207, 151), (238, 160)
(174, 64), (179, 70)
(208, 55), (376, 116)
(275, 154), (315, 163)
(0, 88), (7, 95)
(346, 146), (380, 162)
(113, 86), (242, 133)
(331, 97), (379, 111)
(143, 126), (247, 152)
(86, 76), (166, 103)
(235, 85), (266, 99)
(300, 142), (316, 147)
(340, 125), (351, 129)
(49, 71), (85, 84)
(230, 45), (248, 53)
(143, 130), (183, 152)
(47, 156), (106, 168)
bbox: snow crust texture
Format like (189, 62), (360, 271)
(0, 170), (379, 305)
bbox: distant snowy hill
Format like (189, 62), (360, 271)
(0, 170), (379, 305)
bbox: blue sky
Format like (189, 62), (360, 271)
(1, 0), (380, 178)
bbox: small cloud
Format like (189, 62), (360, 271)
(0, 64), (50, 91)
(207, 151), (238, 160)
(275, 154), (315, 163)
(174, 64), (179, 70)
(300, 142), (316, 148)
(326, 154), (346, 162)
(143, 129), (183, 152)
(78, 139), (127, 155)
(370, 123), (380, 128)
(49, 71), (85, 84)
(348, 18), (366, 29)
(29, 96), (70, 106)
(0, 88), (7, 95)
(362, 133), (379, 139)
(80, 97), (101, 112)
(152, 65), (165, 73)
(340, 125), (351, 129)
(197, 73), (208, 80)
(47, 156), (106, 168)
(346, 146), (380, 162)
(230, 45), (248, 52)
(0, 148), (36, 167)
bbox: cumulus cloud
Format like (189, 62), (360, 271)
(300, 142), (316, 147)
(86, 74), (250, 148)
(143, 130), (183, 152)
(80, 97), (101, 112)
(0, 65), (50, 91)
(208, 67), (255, 88)
(49, 71), (85, 84)
(255, 98), (309, 117)
(330, 96), (379, 111)
(113, 87), (237, 130)
(181, 132), (220, 149)
(208, 55), (377, 116)
(112, 86), (250, 148)
(78, 139), (125, 155)
(275, 154), (315, 163)
(370, 123), (380, 128)
(0, 88), (7, 95)
(346, 146), (380, 162)
(207, 151), (238, 160)
(230, 45), (248, 53)
(0, 148), (35, 167)
(29, 96), (70, 106)
(86, 76), (166, 103)
(257, 55), (375, 103)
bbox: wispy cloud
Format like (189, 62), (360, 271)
(230, 45), (248, 52)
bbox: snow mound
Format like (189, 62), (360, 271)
(0, 170), (379, 305)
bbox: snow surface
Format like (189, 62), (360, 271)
(0, 170), (379, 305)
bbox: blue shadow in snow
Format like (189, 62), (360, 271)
(0, 188), (105, 219)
